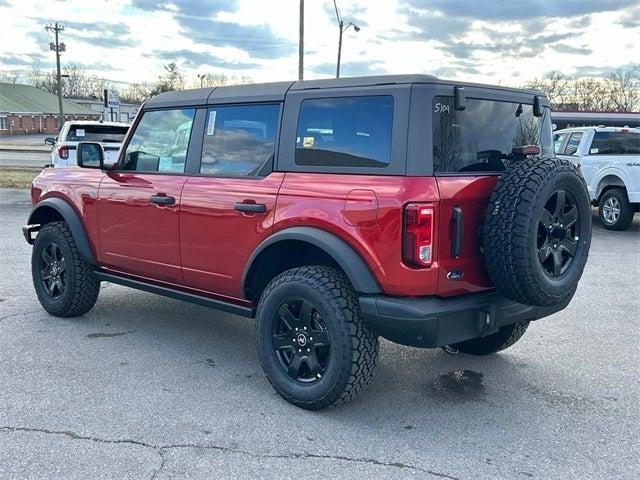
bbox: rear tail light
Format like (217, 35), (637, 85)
(403, 203), (434, 268)
(57, 145), (69, 159)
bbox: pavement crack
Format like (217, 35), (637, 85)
(0, 426), (462, 480)
(0, 310), (40, 323)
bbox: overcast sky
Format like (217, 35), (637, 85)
(1, 0), (638, 87)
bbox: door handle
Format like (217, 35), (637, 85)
(234, 202), (267, 214)
(451, 206), (463, 258)
(149, 194), (176, 205)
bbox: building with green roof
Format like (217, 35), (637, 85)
(0, 83), (99, 135)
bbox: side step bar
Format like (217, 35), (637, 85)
(94, 271), (255, 318)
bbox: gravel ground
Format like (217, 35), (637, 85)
(0, 189), (638, 479)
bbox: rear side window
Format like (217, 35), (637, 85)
(553, 132), (567, 154)
(432, 96), (553, 173)
(66, 125), (128, 143)
(122, 108), (195, 173)
(200, 104), (280, 177)
(590, 131), (640, 155)
(295, 96), (394, 168)
(564, 132), (583, 156)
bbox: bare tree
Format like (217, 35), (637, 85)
(188, 72), (254, 89)
(526, 72), (572, 109)
(607, 69), (640, 112)
(573, 78), (612, 111)
(119, 83), (151, 104)
(0, 72), (19, 83)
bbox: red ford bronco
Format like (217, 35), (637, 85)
(23, 75), (591, 410)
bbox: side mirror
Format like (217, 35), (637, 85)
(77, 142), (104, 169)
(44, 137), (56, 146)
(454, 86), (466, 111)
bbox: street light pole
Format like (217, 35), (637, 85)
(298, 0), (304, 80)
(336, 20), (343, 78)
(198, 74), (206, 88)
(333, 1), (360, 78)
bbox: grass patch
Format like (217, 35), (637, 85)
(0, 167), (41, 189)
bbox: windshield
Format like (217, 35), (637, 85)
(432, 96), (553, 173)
(66, 125), (129, 143)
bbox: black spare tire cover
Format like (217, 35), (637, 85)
(482, 157), (591, 306)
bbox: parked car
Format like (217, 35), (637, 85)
(554, 126), (640, 230)
(45, 120), (129, 168)
(23, 75), (592, 410)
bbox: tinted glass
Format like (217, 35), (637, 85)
(432, 96), (553, 173)
(553, 132), (567, 154)
(564, 132), (582, 156)
(200, 104), (279, 176)
(122, 109), (195, 173)
(67, 125), (128, 143)
(590, 131), (640, 155)
(295, 96), (394, 168)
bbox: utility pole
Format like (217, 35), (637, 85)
(298, 0), (304, 80)
(198, 74), (206, 88)
(45, 22), (65, 126)
(333, 0), (360, 78)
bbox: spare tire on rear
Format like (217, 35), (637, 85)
(482, 157), (591, 307)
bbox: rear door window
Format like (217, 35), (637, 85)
(200, 104), (280, 177)
(432, 96), (553, 173)
(66, 125), (129, 143)
(295, 96), (394, 168)
(564, 132), (583, 156)
(590, 131), (640, 155)
(553, 132), (568, 154)
(122, 108), (195, 173)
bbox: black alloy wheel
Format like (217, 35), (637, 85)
(39, 242), (66, 298)
(537, 189), (580, 277)
(272, 299), (330, 383)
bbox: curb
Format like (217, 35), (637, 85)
(0, 147), (50, 154)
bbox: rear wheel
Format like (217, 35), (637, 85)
(598, 189), (634, 231)
(452, 321), (529, 355)
(256, 266), (378, 410)
(32, 221), (100, 317)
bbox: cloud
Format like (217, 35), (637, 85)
(552, 44), (594, 55)
(617, 6), (640, 28)
(310, 61), (386, 77)
(130, 0), (234, 17)
(30, 18), (138, 48)
(148, 49), (260, 70)
(2, 53), (53, 69)
(438, 32), (575, 59)
(401, 0), (637, 21)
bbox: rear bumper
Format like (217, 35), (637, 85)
(359, 290), (572, 348)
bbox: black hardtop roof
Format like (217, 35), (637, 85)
(144, 74), (544, 109)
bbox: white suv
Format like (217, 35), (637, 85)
(554, 126), (640, 230)
(45, 121), (129, 168)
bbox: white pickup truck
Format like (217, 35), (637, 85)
(45, 121), (129, 168)
(554, 126), (639, 230)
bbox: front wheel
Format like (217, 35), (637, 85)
(256, 266), (379, 410)
(598, 189), (634, 231)
(32, 221), (100, 317)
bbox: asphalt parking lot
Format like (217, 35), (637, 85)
(0, 188), (638, 480)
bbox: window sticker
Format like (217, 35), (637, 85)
(76, 129), (85, 137)
(303, 136), (315, 148)
(206, 111), (217, 135)
(590, 148), (599, 154)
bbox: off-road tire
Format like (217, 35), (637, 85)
(32, 221), (100, 317)
(256, 266), (379, 410)
(452, 321), (529, 355)
(483, 157), (591, 306)
(598, 189), (634, 231)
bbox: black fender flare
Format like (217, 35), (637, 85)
(242, 226), (381, 295)
(28, 198), (96, 265)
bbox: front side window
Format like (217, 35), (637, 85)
(295, 96), (394, 168)
(66, 124), (129, 143)
(432, 96), (553, 173)
(590, 131), (640, 155)
(200, 104), (280, 176)
(0, 116), (7, 130)
(122, 109), (195, 173)
(564, 132), (583, 156)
